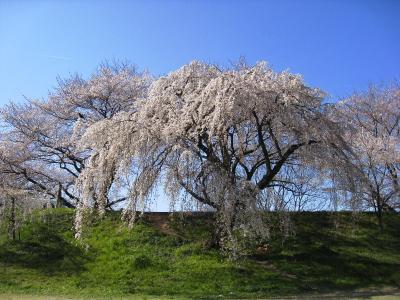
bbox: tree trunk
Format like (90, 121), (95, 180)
(8, 197), (16, 241)
(377, 204), (384, 231)
(372, 191), (384, 231)
(56, 183), (63, 208)
(207, 212), (224, 249)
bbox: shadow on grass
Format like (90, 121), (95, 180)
(253, 212), (400, 293)
(0, 223), (90, 275)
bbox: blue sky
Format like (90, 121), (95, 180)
(1, 0), (399, 105)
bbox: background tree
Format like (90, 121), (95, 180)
(331, 85), (400, 229)
(0, 166), (47, 240)
(0, 62), (150, 209)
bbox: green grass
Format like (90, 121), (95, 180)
(0, 209), (399, 299)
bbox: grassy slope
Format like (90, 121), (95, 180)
(0, 209), (399, 299)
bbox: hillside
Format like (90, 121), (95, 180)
(0, 209), (399, 299)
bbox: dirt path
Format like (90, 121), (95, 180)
(145, 213), (184, 239)
(147, 213), (175, 235)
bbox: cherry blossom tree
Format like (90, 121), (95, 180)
(76, 61), (344, 254)
(0, 62), (150, 209)
(331, 85), (400, 229)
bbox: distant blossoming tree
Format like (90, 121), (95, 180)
(331, 85), (400, 229)
(76, 61), (344, 254)
(0, 62), (150, 209)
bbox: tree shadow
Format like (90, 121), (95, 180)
(0, 223), (90, 275)
(256, 212), (400, 292)
(284, 245), (400, 291)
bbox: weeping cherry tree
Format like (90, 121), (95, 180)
(76, 61), (345, 255)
